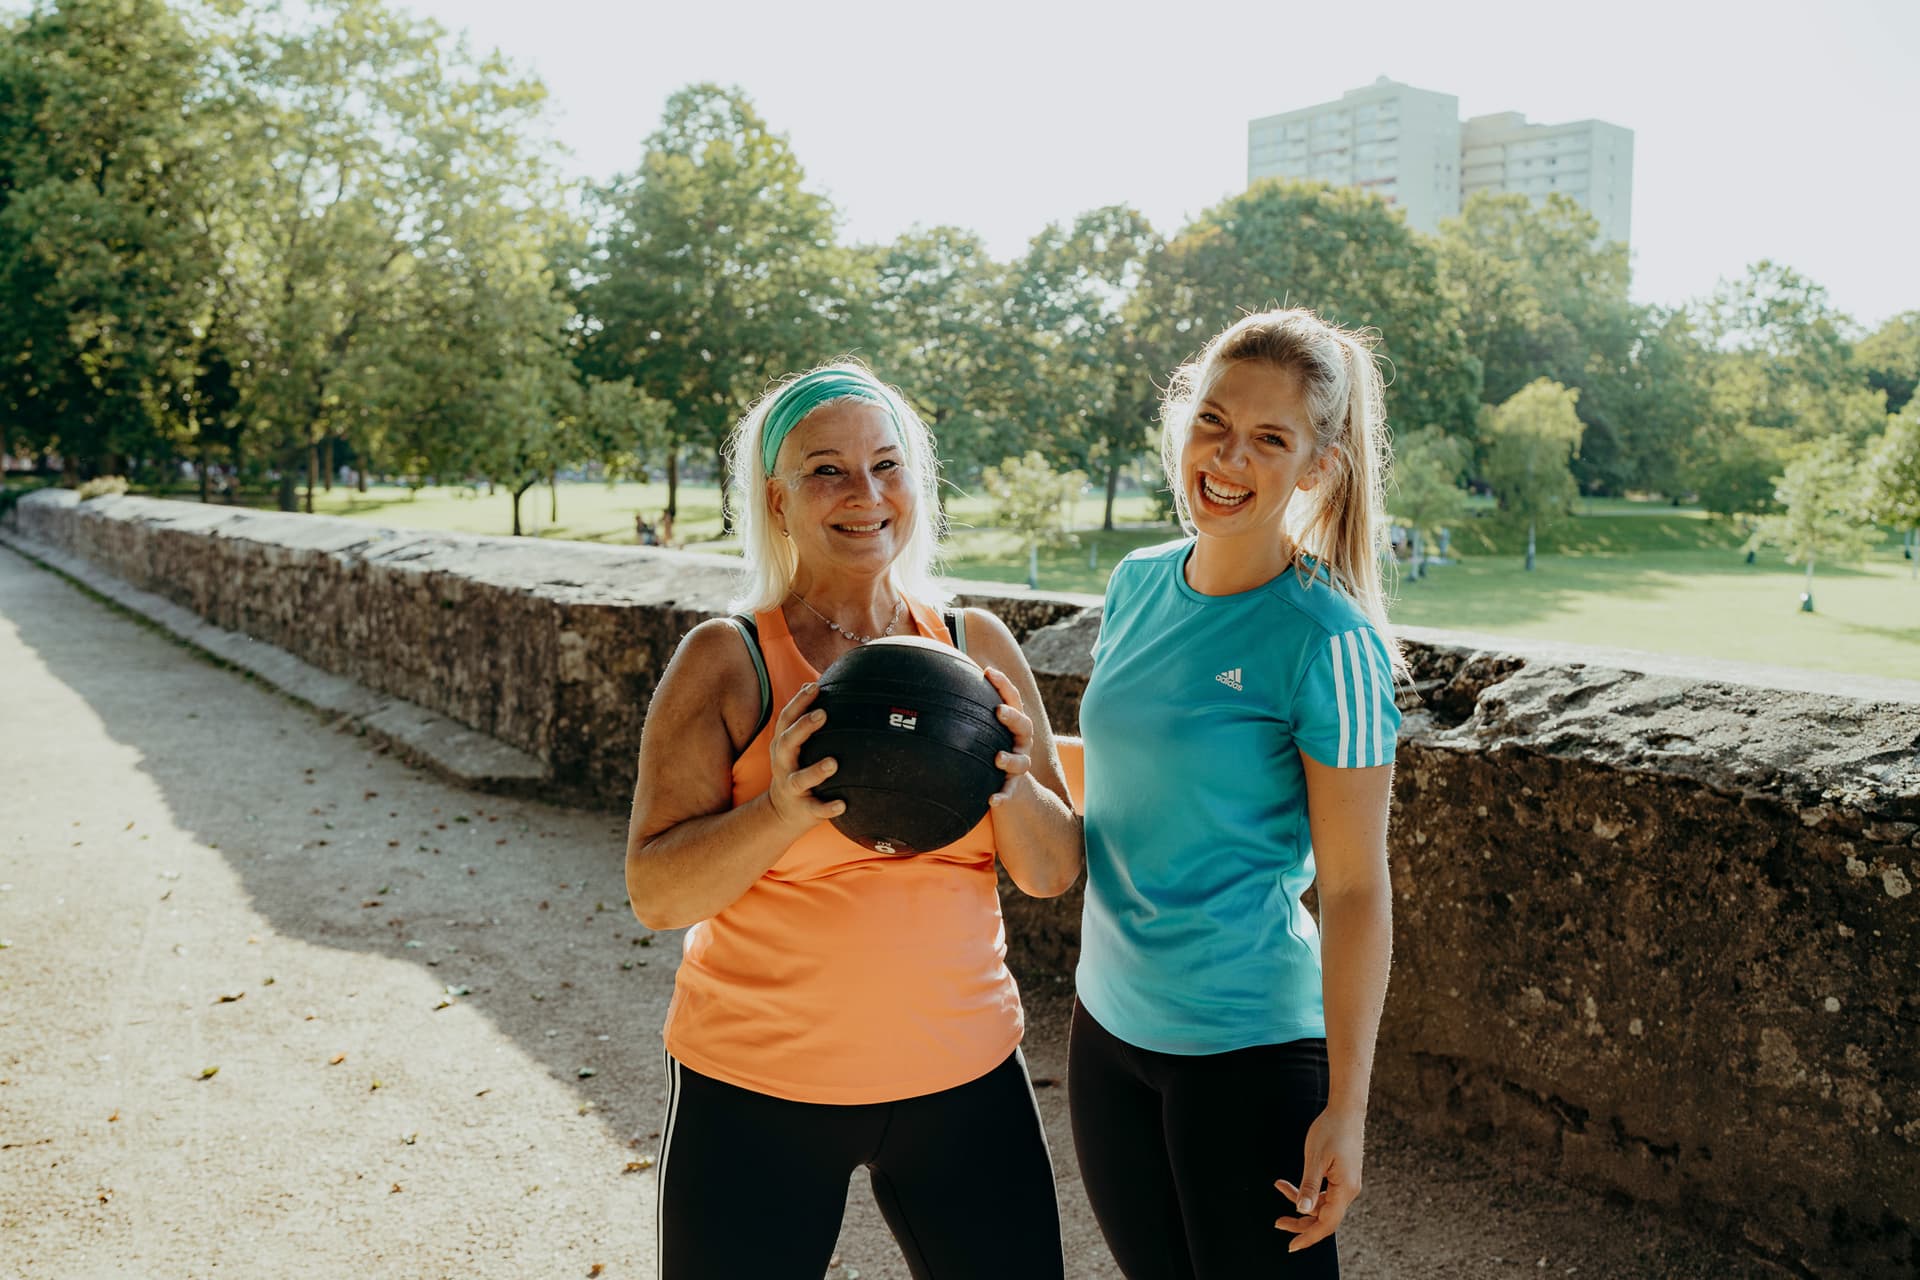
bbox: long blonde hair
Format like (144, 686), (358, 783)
(723, 359), (950, 614)
(1160, 308), (1404, 675)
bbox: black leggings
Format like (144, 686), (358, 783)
(657, 1049), (1063, 1280)
(1068, 999), (1338, 1279)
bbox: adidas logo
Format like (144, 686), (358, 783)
(1215, 668), (1243, 691)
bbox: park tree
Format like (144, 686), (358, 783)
(980, 451), (1087, 590)
(1436, 193), (1631, 411)
(1482, 379), (1584, 571)
(1691, 423), (1791, 549)
(0, 0), (224, 478)
(1858, 311), (1920, 417)
(580, 85), (857, 525)
(1698, 261), (1886, 447)
(1748, 436), (1880, 612)
(209, 0), (567, 511)
(1146, 180), (1482, 448)
(1002, 206), (1164, 530)
(1389, 428), (1471, 580)
(1436, 192), (1705, 496)
(849, 226), (1017, 494)
(1865, 409), (1920, 578)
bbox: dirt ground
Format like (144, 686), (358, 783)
(0, 545), (1777, 1279)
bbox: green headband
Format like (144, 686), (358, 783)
(760, 369), (904, 475)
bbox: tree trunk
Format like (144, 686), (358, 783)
(666, 449), (679, 520)
(357, 455), (368, 493)
(512, 478), (538, 537)
(322, 437), (334, 491)
(1910, 527), (1917, 580)
(277, 457), (298, 512)
(1525, 520), (1536, 572)
(304, 440), (317, 514)
(1103, 459), (1120, 531)
(550, 469), (559, 523)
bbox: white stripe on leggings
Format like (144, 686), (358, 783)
(656, 1050), (683, 1280)
(1010, 1046), (1057, 1176)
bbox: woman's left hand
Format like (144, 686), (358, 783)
(982, 666), (1033, 806)
(1272, 1105), (1365, 1253)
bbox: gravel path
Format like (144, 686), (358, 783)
(0, 545), (1774, 1278)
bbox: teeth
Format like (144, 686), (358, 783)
(1202, 476), (1251, 505)
(839, 522), (884, 532)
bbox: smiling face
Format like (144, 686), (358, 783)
(767, 398), (915, 584)
(1181, 359), (1328, 552)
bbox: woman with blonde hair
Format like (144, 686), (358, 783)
(1070, 309), (1404, 1277)
(626, 360), (1080, 1279)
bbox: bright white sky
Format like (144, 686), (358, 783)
(405, 0), (1916, 328)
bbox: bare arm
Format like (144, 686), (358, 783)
(1274, 755), (1394, 1253)
(965, 607), (1083, 899)
(624, 620), (844, 930)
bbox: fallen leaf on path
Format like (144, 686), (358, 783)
(214, 991), (245, 1004)
(623, 1157), (655, 1173)
(197, 1066), (219, 1080)
(577, 1067), (597, 1079)
(107, 1111), (118, 1123)
(328, 1053), (346, 1066)
(589, 1265), (604, 1277)
(390, 1182), (402, 1194)
(369, 1079), (383, 1091)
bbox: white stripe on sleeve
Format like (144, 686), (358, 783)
(1330, 634), (1351, 768)
(1342, 629), (1368, 768)
(1367, 633), (1386, 765)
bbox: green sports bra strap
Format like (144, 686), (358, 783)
(726, 614), (773, 742)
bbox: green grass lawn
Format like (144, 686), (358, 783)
(143, 481), (1919, 679)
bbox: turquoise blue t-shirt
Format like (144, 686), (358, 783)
(1076, 538), (1401, 1055)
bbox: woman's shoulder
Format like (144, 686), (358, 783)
(662, 617), (763, 709)
(1263, 558), (1376, 640)
(1114, 537), (1193, 574)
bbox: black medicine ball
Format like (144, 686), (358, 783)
(797, 635), (1014, 855)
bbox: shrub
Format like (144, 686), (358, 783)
(76, 475), (131, 500)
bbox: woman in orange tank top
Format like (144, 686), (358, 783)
(625, 361), (1082, 1280)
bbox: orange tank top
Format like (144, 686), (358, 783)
(661, 599), (1023, 1104)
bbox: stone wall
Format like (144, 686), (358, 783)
(9, 489), (1918, 1276)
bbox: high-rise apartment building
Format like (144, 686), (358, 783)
(1247, 78), (1634, 243)
(1247, 78), (1461, 235)
(1460, 112), (1633, 245)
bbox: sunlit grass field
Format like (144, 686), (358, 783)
(156, 479), (1919, 679)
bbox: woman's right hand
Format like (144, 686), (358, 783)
(767, 681), (846, 831)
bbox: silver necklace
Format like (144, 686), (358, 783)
(789, 591), (904, 645)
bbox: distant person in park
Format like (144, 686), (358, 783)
(625, 361), (1080, 1279)
(1070, 308), (1403, 1278)
(635, 514), (658, 546)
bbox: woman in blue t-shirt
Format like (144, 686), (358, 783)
(1070, 307), (1404, 1278)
